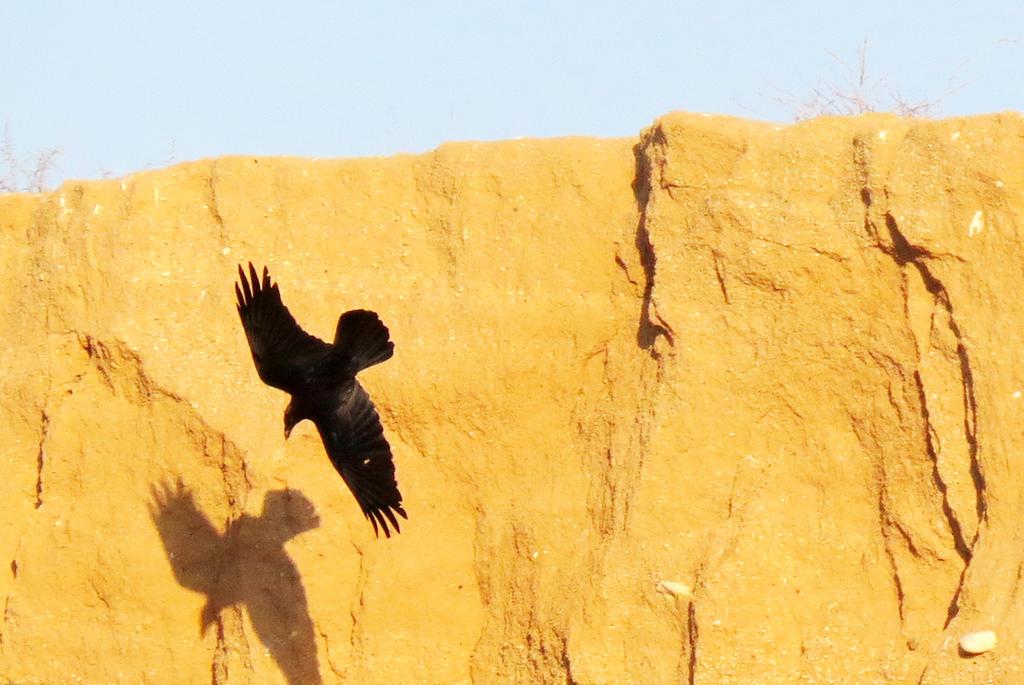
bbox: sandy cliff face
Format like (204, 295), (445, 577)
(1, 112), (1023, 684)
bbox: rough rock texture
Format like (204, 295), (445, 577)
(1, 112), (1023, 684)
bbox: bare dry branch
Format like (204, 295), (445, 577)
(0, 123), (61, 194)
(773, 39), (959, 121)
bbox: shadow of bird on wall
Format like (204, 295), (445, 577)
(149, 479), (323, 685)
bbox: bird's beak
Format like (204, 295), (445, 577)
(284, 426), (292, 440)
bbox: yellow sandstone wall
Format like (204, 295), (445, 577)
(1, 112), (1023, 684)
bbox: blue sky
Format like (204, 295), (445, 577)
(2, 1), (1021, 186)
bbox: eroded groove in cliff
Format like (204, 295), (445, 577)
(912, 371), (971, 563)
(35, 410), (48, 510)
(631, 138), (676, 356)
(711, 250), (730, 304)
(211, 615), (229, 685)
(882, 214), (986, 536)
(1, 594), (11, 652)
(318, 629), (344, 679)
(205, 168), (228, 248)
(613, 255), (641, 293)
(951, 325), (984, 531)
(686, 600), (699, 685)
(217, 434), (252, 517)
(878, 212), (987, 629)
(857, 183), (983, 631)
(561, 635), (581, 685)
(859, 185), (984, 562)
(878, 487), (909, 625)
(344, 536), (371, 680)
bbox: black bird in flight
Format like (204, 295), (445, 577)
(235, 263), (406, 537)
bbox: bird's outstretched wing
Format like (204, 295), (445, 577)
(235, 263), (330, 393)
(321, 383), (407, 537)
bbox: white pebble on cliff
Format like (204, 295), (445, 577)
(959, 630), (997, 655)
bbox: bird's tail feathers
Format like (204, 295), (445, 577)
(333, 309), (394, 374)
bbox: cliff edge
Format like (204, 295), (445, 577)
(2, 112), (1023, 683)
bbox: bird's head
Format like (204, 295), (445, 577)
(283, 401), (299, 439)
